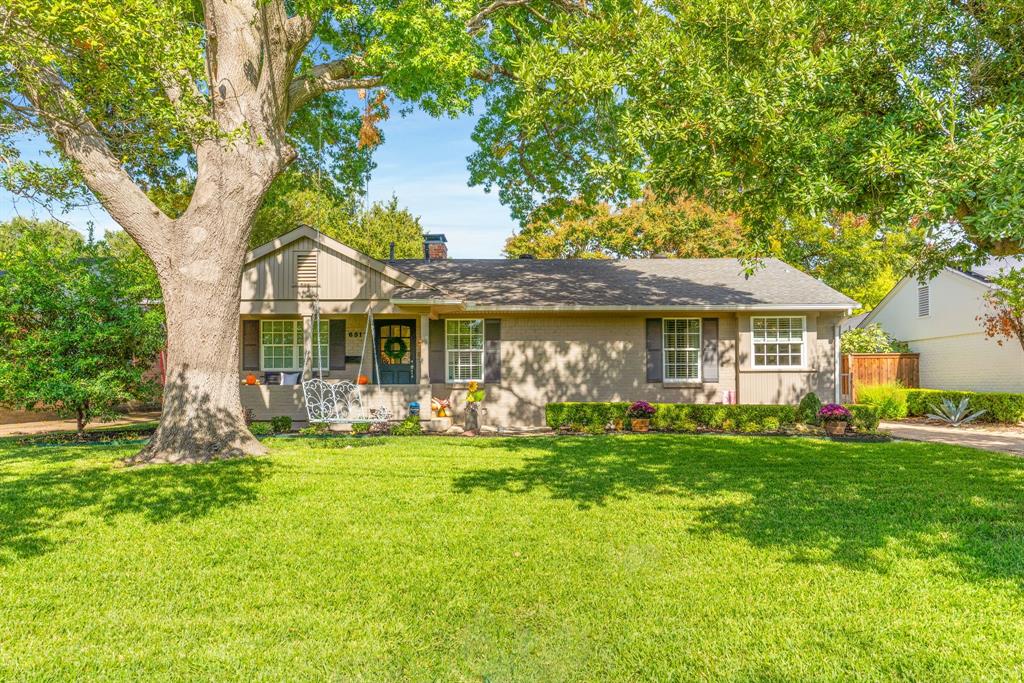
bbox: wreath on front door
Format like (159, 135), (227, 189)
(382, 336), (408, 362)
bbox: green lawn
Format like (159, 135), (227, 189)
(2, 435), (1024, 680)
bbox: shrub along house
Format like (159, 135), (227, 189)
(239, 226), (857, 428)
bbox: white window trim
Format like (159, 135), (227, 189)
(662, 318), (702, 383)
(750, 315), (807, 370)
(445, 318), (485, 384)
(259, 319), (329, 372)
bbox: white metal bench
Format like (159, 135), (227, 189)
(302, 378), (392, 425)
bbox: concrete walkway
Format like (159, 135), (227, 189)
(881, 421), (1024, 456)
(0, 412), (160, 437)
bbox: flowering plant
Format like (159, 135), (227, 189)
(466, 380), (485, 403)
(627, 401), (657, 419)
(817, 403), (852, 423)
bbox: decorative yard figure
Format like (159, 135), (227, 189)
(465, 381), (486, 434)
(431, 397), (451, 418)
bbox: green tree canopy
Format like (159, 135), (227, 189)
(840, 324), (912, 354)
(470, 0), (1024, 270)
(252, 177), (425, 259)
(0, 220), (165, 435)
(505, 193), (745, 259)
(771, 214), (924, 310)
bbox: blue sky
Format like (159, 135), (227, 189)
(0, 109), (519, 258)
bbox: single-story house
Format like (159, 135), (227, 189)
(859, 257), (1024, 393)
(239, 226), (857, 428)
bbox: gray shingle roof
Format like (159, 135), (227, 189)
(967, 256), (1024, 282)
(390, 258), (856, 308)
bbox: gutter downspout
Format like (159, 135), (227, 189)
(834, 316), (843, 403)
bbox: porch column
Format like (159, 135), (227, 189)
(302, 315), (313, 381)
(419, 314), (431, 418)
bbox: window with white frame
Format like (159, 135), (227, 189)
(446, 319), (484, 382)
(663, 318), (701, 381)
(752, 316), (805, 368)
(260, 320), (329, 371)
(261, 320), (300, 370)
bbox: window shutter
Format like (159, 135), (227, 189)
(329, 319), (346, 370)
(242, 320), (260, 371)
(917, 284), (930, 317)
(701, 318), (719, 383)
(646, 318), (663, 382)
(484, 319), (501, 383)
(429, 319), (445, 383)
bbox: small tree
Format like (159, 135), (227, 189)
(979, 269), (1024, 353)
(0, 222), (165, 436)
(840, 324), (911, 354)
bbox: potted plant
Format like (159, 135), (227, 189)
(818, 403), (852, 436)
(627, 401), (656, 432)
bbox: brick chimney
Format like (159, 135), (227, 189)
(423, 233), (448, 260)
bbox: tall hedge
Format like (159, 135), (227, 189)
(906, 389), (1024, 424)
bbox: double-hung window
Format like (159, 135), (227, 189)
(260, 320), (329, 371)
(752, 316), (805, 368)
(663, 318), (701, 382)
(446, 319), (484, 382)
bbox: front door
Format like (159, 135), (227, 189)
(374, 319), (416, 384)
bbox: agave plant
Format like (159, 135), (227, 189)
(926, 398), (987, 427)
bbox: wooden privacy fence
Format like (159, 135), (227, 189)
(841, 353), (920, 403)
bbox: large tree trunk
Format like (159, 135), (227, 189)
(127, 160), (279, 465)
(128, 264), (265, 464)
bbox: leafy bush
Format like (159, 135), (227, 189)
(906, 389), (1024, 424)
(844, 404), (881, 432)
(856, 382), (908, 419)
(249, 421), (274, 436)
(391, 416), (423, 436)
(351, 422), (372, 435)
(797, 393), (822, 425)
(271, 416), (293, 433)
(841, 324), (911, 353)
(546, 402), (797, 433)
(545, 402), (630, 432)
(298, 423), (330, 436)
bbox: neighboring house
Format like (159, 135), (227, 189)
(239, 226), (857, 428)
(860, 257), (1024, 393)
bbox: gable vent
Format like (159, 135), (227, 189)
(917, 284), (930, 317)
(296, 250), (318, 289)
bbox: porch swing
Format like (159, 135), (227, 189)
(300, 273), (392, 427)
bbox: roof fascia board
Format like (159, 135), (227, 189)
(460, 303), (856, 312)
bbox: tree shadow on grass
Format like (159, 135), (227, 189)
(452, 435), (1024, 585)
(0, 444), (271, 565)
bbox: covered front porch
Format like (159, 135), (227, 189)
(239, 309), (436, 424)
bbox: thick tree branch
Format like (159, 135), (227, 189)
(287, 57), (382, 115)
(467, 0), (585, 34)
(468, 0), (538, 33)
(23, 67), (172, 254)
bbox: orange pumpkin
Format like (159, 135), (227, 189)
(245, 374), (257, 385)
(357, 374), (370, 385)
